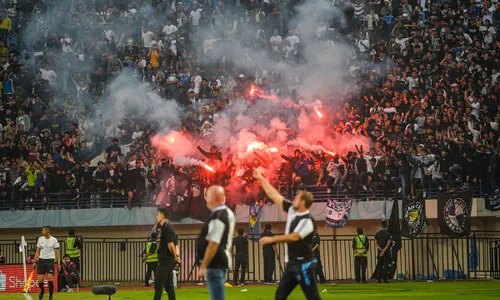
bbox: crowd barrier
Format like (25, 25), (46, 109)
(0, 181), (483, 211)
(1, 232), (499, 283)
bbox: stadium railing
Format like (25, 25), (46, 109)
(0, 180), (484, 211)
(1, 231), (498, 283)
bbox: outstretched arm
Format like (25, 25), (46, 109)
(253, 170), (284, 210)
(260, 218), (314, 245)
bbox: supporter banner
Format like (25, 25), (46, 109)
(486, 188), (500, 211)
(438, 190), (473, 238)
(388, 199), (401, 279)
(249, 205), (263, 241)
(0, 264), (58, 293)
(325, 199), (353, 228)
(401, 196), (428, 239)
(168, 174), (192, 221)
(188, 180), (211, 223)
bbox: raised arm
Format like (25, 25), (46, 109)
(253, 170), (285, 210)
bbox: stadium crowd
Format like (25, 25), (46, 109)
(0, 0), (499, 211)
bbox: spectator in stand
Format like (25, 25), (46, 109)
(0, 0), (497, 211)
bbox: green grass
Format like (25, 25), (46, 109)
(16, 281), (500, 300)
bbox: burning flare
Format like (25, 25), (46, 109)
(247, 141), (264, 152)
(204, 164), (215, 172)
(315, 109), (323, 119)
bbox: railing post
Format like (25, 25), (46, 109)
(81, 235), (84, 282)
(411, 238), (416, 280)
(425, 233), (429, 279)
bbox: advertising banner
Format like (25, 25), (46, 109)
(0, 264), (58, 293)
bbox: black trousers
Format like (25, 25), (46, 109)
(263, 254), (275, 283)
(315, 257), (325, 282)
(71, 257), (80, 276)
(233, 257), (248, 284)
(275, 261), (321, 300)
(145, 261), (158, 284)
(375, 251), (391, 281)
(154, 261), (176, 300)
(354, 256), (367, 282)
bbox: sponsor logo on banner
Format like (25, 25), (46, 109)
(325, 199), (353, 228)
(443, 198), (469, 234)
(0, 265), (58, 293)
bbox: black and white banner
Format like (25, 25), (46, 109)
(401, 196), (428, 238)
(486, 188), (500, 211)
(325, 199), (353, 228)
(438, 190), (473, 238)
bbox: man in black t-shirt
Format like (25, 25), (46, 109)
(232, 228), (249, 286)
(104, 138), (122, 163)
(311, 230), (326, 283)
(154, 208), (181, 300)
(254, 170), (321, 300)
(374, 220), (392, 283)
(197, 185), (236, 300)
(261, 223), (277, 284)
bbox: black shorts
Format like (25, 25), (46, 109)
(37, 259), (55, 275)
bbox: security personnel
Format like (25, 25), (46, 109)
(144, 232), (159, 286)
(312, 229), (326, 283)
(375, 220), (392, 283)
(352, 227), (369, 283)
(261, 223), (277, 284)
(65, 229), (81, 272)
(232, 228), (249, 286)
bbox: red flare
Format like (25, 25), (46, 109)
(204, 164), (215, 172)
(315, 109), (323, 119)
(247, 141), (260, 152)
(170, 137), (175, 143)
(250, 86), (255, 96)
(326, 151), (336, 156)
(269, 147), (278, 153)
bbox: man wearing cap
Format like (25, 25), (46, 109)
(143, 232), (159, 286)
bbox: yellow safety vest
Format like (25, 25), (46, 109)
(145, 242), (158, 263)
(65, 237), (80, 258)
(353, 235), (368, 257)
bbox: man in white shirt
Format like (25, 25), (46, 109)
(60, 34), (73, 53)
(141, 27), (154, 48)
(34, 226), (60, 300)
(162, 20), (178, 40)
(270, 29), (282, 53)
(190, 1), (202, 26)
(285, 29), (299, 48)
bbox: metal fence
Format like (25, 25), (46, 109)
(0, 180), (484, 211)
(1, 231), (499, 283)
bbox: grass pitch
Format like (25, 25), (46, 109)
(13, 281), (500, 300)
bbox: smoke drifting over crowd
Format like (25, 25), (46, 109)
(27, 0), (370, 193)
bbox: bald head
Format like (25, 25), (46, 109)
(206, 185), (225, 210)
